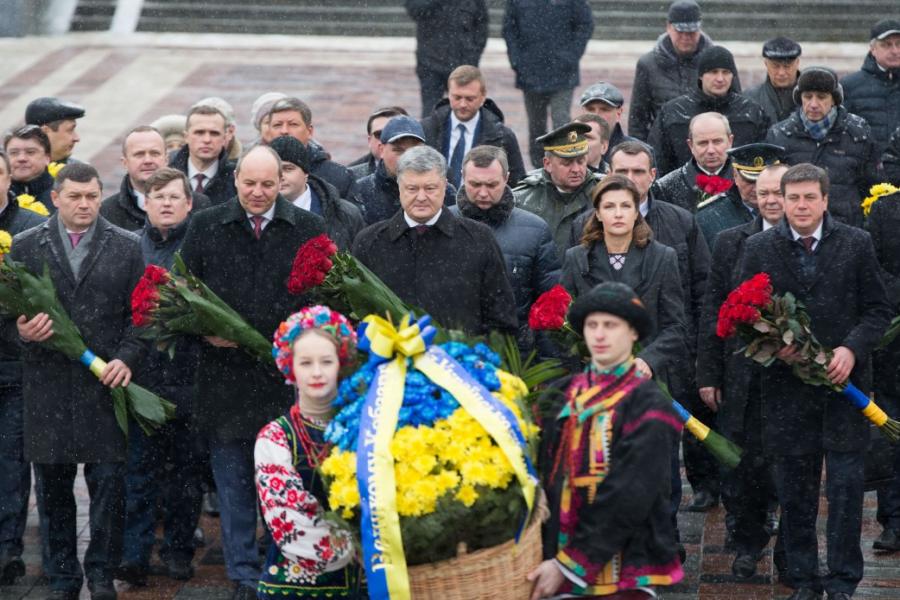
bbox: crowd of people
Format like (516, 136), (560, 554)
(1, 1), (900, 599)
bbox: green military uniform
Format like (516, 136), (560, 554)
(512, 122), (603, 257)
(696, 142), (784, 251)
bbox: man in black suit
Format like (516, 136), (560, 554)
(738, 163), (892, 600)
(352, 145), (517, 336)
(697, 163), (788, 580)
(178, 146), (326, 600)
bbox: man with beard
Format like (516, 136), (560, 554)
(514, 122), (603, 257)
(451, 145), (559, 350)
(745, 38), (802, 126)
(649, 45), (768, 176)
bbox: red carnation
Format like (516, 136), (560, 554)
(696, 174), (733, 196)
(144, 264), (170, 285)
(288, 234), (338, 295)
(528, 285), (573, 330)
(131, 264), (171, 327)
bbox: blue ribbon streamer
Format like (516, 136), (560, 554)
(79, 349), (97, 368)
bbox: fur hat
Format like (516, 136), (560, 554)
(793, 66), (843, 106)
(567, 282), (654, 340)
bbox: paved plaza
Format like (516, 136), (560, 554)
(0, 31), (896, 600)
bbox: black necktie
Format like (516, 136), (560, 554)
(448, 123), (467, 188)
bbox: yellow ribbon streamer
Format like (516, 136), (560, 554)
(684, 416), (710, 442)
(862, 402), (890, 427)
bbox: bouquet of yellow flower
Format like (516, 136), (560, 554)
(14, 194), (50, 217)
(861, 182), (900, 217)
(0, 230), (11, 260)
(319, 314), (540, 599)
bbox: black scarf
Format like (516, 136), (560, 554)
(455, 185), (515, 227)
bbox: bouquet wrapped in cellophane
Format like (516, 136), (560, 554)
(131, 255), (273, 365)
(718, 272), (900, 441)
(0, 245), (174, 436)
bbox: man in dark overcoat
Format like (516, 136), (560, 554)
(0, 151), (46, 586)
(169, 105), (237, 207)
(353, 145), (517, 337)
(865, 187), (900, 552)
(738, 163), (892, 600)
(6, 163), (146, 600)
(178, 146), (325, 600)
(697, 163), (788, 580)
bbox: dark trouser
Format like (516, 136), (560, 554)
(875, 393), (900, 530)
(209, 437), (259, 588)
(682, 390), (721, 498)
(720, 391), (775, 556)
(0, 384), (29, 561)
(523, 88), (574, 167)
(774, 450), (864, 595)
(416, 65), (449, 118)
(122, 417), (202, 567)
(33, 462), (125, 592)
(670, 437), (682, 526)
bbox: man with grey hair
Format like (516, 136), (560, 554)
(353, 145), (517, 336)
(178, 145), (326, 600)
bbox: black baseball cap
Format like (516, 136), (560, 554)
(871, 19), (900, 41)
(668, 0), (702, 32)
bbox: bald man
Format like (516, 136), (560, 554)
(178, 146), (326, 597)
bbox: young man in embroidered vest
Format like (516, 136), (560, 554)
(530, 282), (684, 600)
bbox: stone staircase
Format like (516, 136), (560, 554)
(70, 0), (895, 42)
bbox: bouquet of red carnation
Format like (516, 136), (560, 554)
(131, 255), (273, 365)
(287, 234), (415, 323)
(696, 174), (733, 207)
(719, 273), (900, 441)
(527, 285), (583, 357)
(0, 257), (175, 436)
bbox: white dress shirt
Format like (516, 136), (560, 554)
(404, 208), (442, 228)
(449, 111), (480, 160)
(789, 221), (823, 252)
(246, 204), (277, 232)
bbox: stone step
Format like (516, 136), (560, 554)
(71, 0), (897, 42)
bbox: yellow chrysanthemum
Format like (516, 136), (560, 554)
(16, 194), (50, 217)
(0, 229), (11, 258)
(47, 162), (64, 178)
(320, 449), (356, 481)
(862, 183), (900, 216)
(456, 485), (479, 507)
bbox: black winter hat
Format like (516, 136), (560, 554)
(567, 282), (654, 341)
(793, 66), (843, 106)
(269, 135), (311, 173)
(696, 46), (737, 77)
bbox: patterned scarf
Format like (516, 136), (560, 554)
(800, 106), (837, 141)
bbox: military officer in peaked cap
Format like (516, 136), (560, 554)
(513, 122), (603, 256)
(745, 37), (802, 125)
(697, 142), (784, 250)
(24, 97), (85, 165)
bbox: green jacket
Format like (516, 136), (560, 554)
(512, 167), (602, 258)
(696, 189), (755, 251)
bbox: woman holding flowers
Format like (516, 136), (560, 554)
(561, 174), (686, 383)
(254, 306), (362, 599)
(529, 282), (684, 599)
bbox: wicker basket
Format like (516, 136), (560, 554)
(407, 494), (548, 599)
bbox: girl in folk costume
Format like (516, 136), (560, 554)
(254, 306), (363, 598)
(529, 283), (684, 600)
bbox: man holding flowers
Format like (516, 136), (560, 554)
(737, 163), (892, 600)
(4, 163), (146, 600)
(178, 145), (326, 600)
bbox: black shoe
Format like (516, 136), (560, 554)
(114, 563), (147, 587)
(45, 591), (79, 600)
(0, 556), (26, 585)
(873, 528), (900, 551)
(686, 489), (719, 512)
(202, 492), (220, 516)
(164, 558), (194, 581)
(232, 584), (257, 600)
(785, 589), (823, 600)
(193, 526), (206, 548)
(764, 510), (779, 537)
(732, 553), (759, 579)
(88, 581), (117, 600)
(826, 593), (851, 600)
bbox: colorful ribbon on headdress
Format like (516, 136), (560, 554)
(355, 313), (536, 600)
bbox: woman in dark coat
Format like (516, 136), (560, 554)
(561, 174), (687, 384)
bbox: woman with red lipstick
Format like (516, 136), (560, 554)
(529, 283), (684, 599)
(253, 306), (363, 599)
(561, 175), (686, 385)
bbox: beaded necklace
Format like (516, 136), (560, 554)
(289, 403), (332, 468)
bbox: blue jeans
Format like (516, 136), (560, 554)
(122, 417), (202, 567)
(33, 462), (125, 592)
(774, 450), (864, 595)
(0, 385), (29, 560)
(209, 437), (260, 588)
